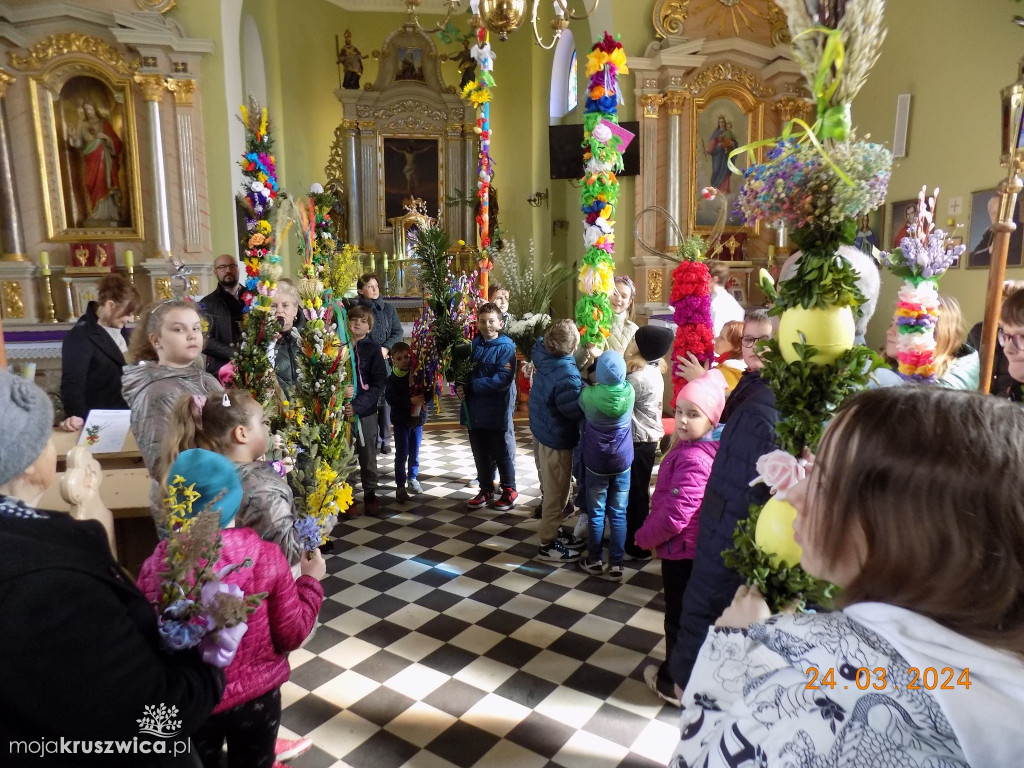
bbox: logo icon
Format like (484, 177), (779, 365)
(137, 704), (182, 738)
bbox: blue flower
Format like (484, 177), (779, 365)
(158, 617), (206, 651)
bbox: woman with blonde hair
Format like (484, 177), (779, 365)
(884, 294), (980, 389)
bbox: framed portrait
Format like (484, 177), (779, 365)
(886, 198), (920, 251)
(379, 136), (443, 231)
(967, 187), (1023, 269)
(29, 61), (143, 241)
(689, 84), (764, 234)
(853, 208), (885, 259)
(394, 47), (426, 83)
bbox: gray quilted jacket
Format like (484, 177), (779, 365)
(235, 461), (301, 566)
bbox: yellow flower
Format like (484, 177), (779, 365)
(469, 89), (491, 107)
(608, 48), (629, 74)
(585, 49), (608, 76)
(257, 220), (272, 236)
(461, 82), (478, 100)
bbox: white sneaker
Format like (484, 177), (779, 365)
(275, 737), (314, 762)
(643, 665), (681, 708)
(578, 557), (604, 576)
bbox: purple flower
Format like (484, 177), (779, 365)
(294, 516), (324, 552)
(672, 294), (712, 327)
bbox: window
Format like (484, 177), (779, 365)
(566, 50), (578, 113)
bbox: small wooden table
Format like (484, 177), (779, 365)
(52, 428), (144, 472)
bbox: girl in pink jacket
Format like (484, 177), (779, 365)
(635, 370), (726, 708)
(138, 448), (325, 768)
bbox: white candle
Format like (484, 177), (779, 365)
(470, 0), (480, 13)
(124, 249), (134, 269)
(38, 250), (50, 276)
(553, 0), (565, 17)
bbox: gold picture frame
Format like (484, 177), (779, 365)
(689, 83), (764, 235)
(29, 58), (144, 241)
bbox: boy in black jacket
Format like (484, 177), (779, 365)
(385, 341), (426, 501)
(344, 305), (388, 516)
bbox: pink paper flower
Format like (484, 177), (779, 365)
(749, 450), (808, 499)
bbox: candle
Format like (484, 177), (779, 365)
(124, 249), (134, 269)
(383, 252), (389, 271)
(470, 0), (480, 13)
(370, 254), (376, 273)
(553, 0), (565, 17)
(38, 250), (50, 276)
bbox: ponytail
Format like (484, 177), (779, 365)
(156, 389), (261, 485)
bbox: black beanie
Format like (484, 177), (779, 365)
(633, 324), (675, 362)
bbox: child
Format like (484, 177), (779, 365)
(159, 388), (303, 567)
(674, 387), (1024, 766)
(635, 370), (726, 707)
(578, 350), (635, 581)
(624, 324), (676, 561)
(122, 299), (224, 528)
(677, 319), (747, 394)
(529, 318), (586, 562)
(489, 282), (514, 328)
(0, 372), (225, 765)
(344, 304), (388, 516)
(385, 341), (426, 501)
(137, 448), (326, 768)
(457, 302), (518, 511)
(1000, 286), (1024, 389)
(608, 276), (640, 354)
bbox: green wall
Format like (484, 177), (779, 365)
(854, 0), (1024, 348)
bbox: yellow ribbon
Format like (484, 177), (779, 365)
(726, 27), (853, 187)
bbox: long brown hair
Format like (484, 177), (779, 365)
(127, 299), (202, 363)
(810, 387), (1024, 656)
(156, 388), (261, 485)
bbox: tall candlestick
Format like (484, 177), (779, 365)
(124, 249), (134, 269)
(38, 250), (50, 276)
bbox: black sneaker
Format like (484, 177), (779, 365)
(625, 547), (653, 562)
(492, 488), (519, 511)
(537, 540), (581, 563)
(467, 490), (493, 510)
(578, 557), (605, 576)
(556, 532), (587, 551)
(396, 486), (409, 502)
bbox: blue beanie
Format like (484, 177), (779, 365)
(596, 350), (627, 385)
(168, 449), (242, 528)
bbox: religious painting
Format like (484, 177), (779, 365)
(394, 47), (426, 83)
(379, 136), (442, 230)
(853, 208), (884, 260)
(30, 65), (143, 241)
(887, 197), (919, 251)
(689, 84), (764, 234)
(967, 187), (1023, 269)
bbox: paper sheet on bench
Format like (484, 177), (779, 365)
(77, 410), (132, 454)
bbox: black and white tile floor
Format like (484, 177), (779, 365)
(277, 420), (679, 768)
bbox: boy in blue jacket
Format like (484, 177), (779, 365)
(529, 319), (587, 562)
(344, 304), (388, 516)
(578, 350), (635, 582)
(456, 302), (518, 511)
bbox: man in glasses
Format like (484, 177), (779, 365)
(201, 254), (247, 375)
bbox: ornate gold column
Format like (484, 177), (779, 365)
(0, 68), (27, 261)
(664, 90), (687, 248)
(342, 119), (362, 247)
(167, 78), (203, 254)
(135, 73), (172, 256)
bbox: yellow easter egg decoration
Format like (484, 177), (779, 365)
(755, 496), (803, 568)
(778, 305), (856, 366)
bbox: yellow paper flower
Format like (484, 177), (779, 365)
(257, 220), (272, 236)
(469, 89), (491, 107)
(608, 48), (629, 74)
(586, 49), (609, 75)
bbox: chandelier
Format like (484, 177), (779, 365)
(403, 0), (599, 49)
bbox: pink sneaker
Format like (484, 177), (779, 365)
(274, 737), (313, 762)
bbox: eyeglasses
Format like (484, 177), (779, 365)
(741, 335), (771, 349)
(215, 264), (237, 271)
(997, 327), (1024, 352)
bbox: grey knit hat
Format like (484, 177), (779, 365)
(0, 371), (54, 486)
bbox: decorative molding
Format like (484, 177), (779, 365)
(2, 281), (25, 318)
(640, 93), (664, 119)
(766, 0), (790, 47)
(6, 33), (138, 76)
(357, 120), (375, 134)
(167, 78), (196, 106)
(135, 0), (177, 12)
(646, 268), (663, 304)
(134, 73), (168, 102)
(341, 119), (359, 130)
(771, 96), (812, 123)
(155, 275), (198, 300)
(324, 124), (347, 191)
(685, 62), (775, 98)
(176, 113), (201, 251)
(654, 0), (690, 40)
(0, 68), (14, 99)
(357, 99), (449, 125)
(171, 62), (188, 74)
(663, 91), (687, 116)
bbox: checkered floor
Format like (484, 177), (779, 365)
(276, 418), (681, 768)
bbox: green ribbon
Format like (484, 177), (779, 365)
(726, 26), (853, 186)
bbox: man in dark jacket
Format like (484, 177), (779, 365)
(529, 319), (585, 562)
(201, 254), (247, 375)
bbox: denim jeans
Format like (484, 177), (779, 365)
(393, 423), (422, 487)
(585, 468), (629, 566)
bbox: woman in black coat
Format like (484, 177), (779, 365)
(59, 274), (140, 430)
